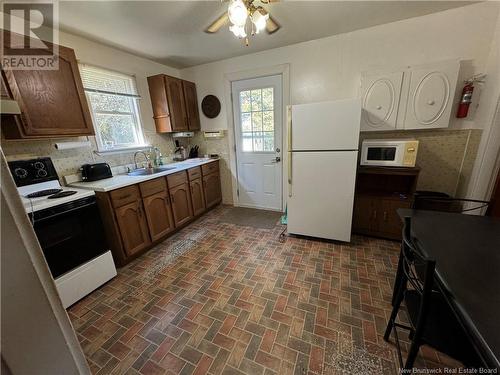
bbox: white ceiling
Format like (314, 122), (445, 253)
(57, 1), (474, 68)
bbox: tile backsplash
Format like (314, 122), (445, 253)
(360, 129), (482, 197)
(1, 130), (177, 180)
(2, 127), (482, 202)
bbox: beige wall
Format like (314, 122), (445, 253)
(1, 29), (180, 178)
(181, 2), (500, 204)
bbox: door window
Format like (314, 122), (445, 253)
(239, 87), (274, 152)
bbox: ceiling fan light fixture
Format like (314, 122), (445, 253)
(230, 24), (247, 38)
(228, 0), (248, 27)
(251, 8), (269, 33)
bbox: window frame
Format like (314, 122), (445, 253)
(79, 64), (148, 153)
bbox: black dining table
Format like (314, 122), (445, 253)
(397, 209), (500, 370)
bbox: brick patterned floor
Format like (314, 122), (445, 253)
(68, 205), (462, 374)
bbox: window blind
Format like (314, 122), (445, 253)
(79, 64), (140, 98)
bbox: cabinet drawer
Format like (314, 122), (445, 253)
(167, 171), (188, 188)
(188, 166), (201, 181)
(201, 161), (219, 176)
(140, 177), (167, 197)
(110, 185), (140, 208)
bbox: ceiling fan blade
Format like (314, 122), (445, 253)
(205, 12), (229, 33)
(266, 15), (280, 34)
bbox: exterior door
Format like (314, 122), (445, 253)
(232, 75), (283, 211)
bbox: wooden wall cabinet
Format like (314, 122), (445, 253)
(96, 160), (221, 266)
(147, 74), (200, 133)
(1, 31), (94, 139)
(352, 166), (419, 240)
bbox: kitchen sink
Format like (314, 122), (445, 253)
(127, 166), (176, 176)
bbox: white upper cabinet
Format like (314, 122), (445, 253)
(360, 60), (460, 132)
(360, 71), (404, 131)
(404, 60), (460, 130)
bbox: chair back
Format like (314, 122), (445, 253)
(412, 196), (489, 215)
(401, 217), (436, 300)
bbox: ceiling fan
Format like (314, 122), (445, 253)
(205, 0), (281, 45)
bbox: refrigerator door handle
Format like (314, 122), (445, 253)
(287, 106), (292, 152)
(287, 105), (293, 197)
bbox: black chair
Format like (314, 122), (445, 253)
(384, 217), (481, 370)
(412, 196), (490, 214)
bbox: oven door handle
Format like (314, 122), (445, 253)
(32, 202), (97, 222)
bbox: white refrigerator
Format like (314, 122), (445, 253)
(287, 98), (361, 242)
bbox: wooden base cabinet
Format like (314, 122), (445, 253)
(190, 178), (206, 216)
(115, 201), (151, 257)
(352, 166), (419, 241)
(143, 191), (175, 241)
(170, 182), (194, 227)
(96, 161), (221, 266)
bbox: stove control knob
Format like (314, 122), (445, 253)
(14, 168), (28, 179)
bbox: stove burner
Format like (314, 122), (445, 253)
(25, 188), (63, 198)
(48, 191), (78, 199)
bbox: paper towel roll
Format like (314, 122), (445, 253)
(54, 141), (91, 150)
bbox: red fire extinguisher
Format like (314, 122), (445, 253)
(457, 82), (474, 118)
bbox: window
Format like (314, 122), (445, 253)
(79, 64), (146, 151)
(239, 87), (274, 152)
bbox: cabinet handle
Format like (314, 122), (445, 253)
(427, 100), (435, 106)
(190, 185), (193, 193)
(138, 205), (143, 217)
(376, 105), (382, 110)
(170, 194), (175, 203)
(383, 211), (388, 221)
(373, 210), (377, 220)
(165, 194), (170, 206)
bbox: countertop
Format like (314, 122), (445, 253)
(69, 158), (219, 192)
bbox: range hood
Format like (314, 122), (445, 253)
(0, 98), (21, 114)
(171, 131), (194, 138)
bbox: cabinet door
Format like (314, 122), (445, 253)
(377, 199), (412, 240)
(169, 182), (193, 226)
(190, 178), (206, 216)
(404, 60), (459, 130)
(352, 195), (376, 233)
(2, 32), (94, 139)
(203, 172), (222, 208)
(115, 201), (151, 256)
(360, 71), (404, 132)
(165, 76), (188, 131)
(142, 191), (175, 241)
(182, 80), (201, 131)
(147, 74), (173, 133)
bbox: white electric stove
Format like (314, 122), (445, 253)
(8, 157), (117, 308)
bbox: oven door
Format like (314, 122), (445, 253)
(30, 196), (109, 279)
(361, 144), (403, 166)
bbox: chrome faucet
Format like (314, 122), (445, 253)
(134, 151), (152, 170)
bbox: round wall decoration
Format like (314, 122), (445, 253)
(201, 95), (221, 119)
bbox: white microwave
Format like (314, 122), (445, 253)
(360, 139), (419, 167)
